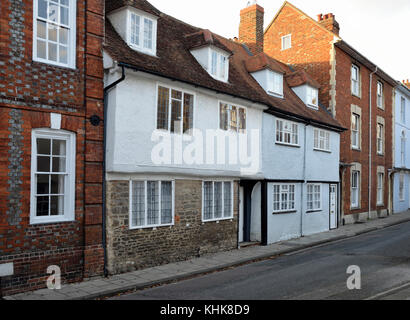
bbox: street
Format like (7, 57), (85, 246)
(112, 221), (410, 300)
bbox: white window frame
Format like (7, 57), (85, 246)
(376, 123), (384, 155)
(129, 180), (175, 229)
(30, 128), (76, 225)
(267, 70), (283, 98)
(377, 81), (384, 108)
(351, 170), (360, 209)
(202, 181), (234, 222)
(33, 0), (77, 69)
(219, 101), (247, 133)
(351, 113), (360, 150)
(377, 172), (384, 206)
(209, 48), (229, 82)
(351, 64), (360, 97)
(155, 83), (195, 135)
(281, 34), (292, 50)
(399, 174), (405, 201)
(128, 9), (157, 56)
(276, 119), (299, 146)
(272, 184), (296, 214)
(306, 184), (322, 212)
(306, 86), (319, 109)
(313, 128), (331, 152)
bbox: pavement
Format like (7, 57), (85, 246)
(3, 210), (410, 300)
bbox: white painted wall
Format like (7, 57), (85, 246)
(250, 182), (261, 242)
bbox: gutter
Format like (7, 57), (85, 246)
(369, 66), (378, 220)
(102, 65), (126, 277)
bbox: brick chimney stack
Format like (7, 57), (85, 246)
(317, 13), (340, 36)
(239, 1), (264, 55)
(403, 79), (410, 90)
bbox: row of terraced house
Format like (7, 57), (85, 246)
(0, 0), (409, 295)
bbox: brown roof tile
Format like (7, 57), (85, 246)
(285, 70), (321, 89)
(105, 0), (161, 16)
(245, 52), (286, 74)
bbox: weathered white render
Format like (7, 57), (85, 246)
(393, 84), (410, 213)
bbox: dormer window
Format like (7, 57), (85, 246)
(210, 49), (229, 82)
(267, 71), (283, 98)
(306, 86), (319, 109)
(129, 11), (157, 55)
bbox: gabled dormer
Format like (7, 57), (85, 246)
(185, 30), (232, 83)
(285, 70), (321, 110)
(107, 5), (159, 56)
(245, 53), (285, 98)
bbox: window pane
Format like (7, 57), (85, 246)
(48, 23), (57, 42)
(60, 6), (69, 26)
(147, 181), (159, 225)
(183, 94), (194, 133)
(48, 42), (57, 61)
(37, 40), (47, 59)
(219, 55), (226, 79)
(161, 182), (172, 224)
(157, 86), (169, 130)
(211, 51), (217, 75)
(223, 182), (232, 217)
(59, 27), (68, 45)
(230, 106), (238, 131)
(48, 3), (58, 23)
(38, 0), (48, 19)
(36, 196), (49, 216)
(50, 174), (64, 194)
(37, 174), (50, 194)
(37, 20), (47, 39)
(220, 103), (229, 130)
(52, 140), (66, 155)
(204, 182), (213, 220)
(50, 195), (64, 216)
(214, 182), (222, 218)
(170, 99), (182, 133)
(131, 181), (145, 227)
(37, 138), (51, 154)
(143, 18), (153, 49)
(239, 108), (246, 131)
(59, 45), (68, 64)
(131, 14), (140, 46)
(37, 156), (50, 172)
(61, 0), (69, 5)
(52, 157), (66, 172)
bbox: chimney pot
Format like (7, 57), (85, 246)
(317, 14), (323, 21)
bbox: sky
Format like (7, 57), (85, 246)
(148, 0), (410, 82)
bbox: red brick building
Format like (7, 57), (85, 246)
(0, 0), (105, 295)
(263, 2), (397, 224)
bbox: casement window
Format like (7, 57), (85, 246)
(267, 71), (283, 97)
(33, 0), (76, 68)
(129, 180), (174, 229)
(377, 173), (384, 205)
(129, 11), (157, 55)
(377, 123), (384, 155)
(351, 65), (360, 96)
(351, 170), (360, 208)
(399, 174), (405, 201)
(306, 86), (319, 108)
(314, 128), (330, 152)
(156, 86), (194, 134)
(30, 129), (76, 224)
(203, 181), (233, 221)
(351, 113), (360, 149)
(401, 131), (406, 167)
(307, 184), (321, 211)
(219, 102), (246, 133)
(401, 97), (406, 124)
(210, 50), (229, 82)
(276, 119), (298, 146)
(377, 81), (384, 108)
(281, 34), (291, 50)
(273, 184), (296, 213)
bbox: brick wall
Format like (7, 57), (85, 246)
(0, 0), (105, 295)
(239, 4), (264, 55)
(106, 180), (239, 275)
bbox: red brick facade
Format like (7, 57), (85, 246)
(263, 2), (394, 221)
(0, 0), (105, 295)
(239, 4), (264, 55)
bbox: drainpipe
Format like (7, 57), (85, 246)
(369, 66), (378, 220)
(300, 123), (308, 236)
(102, 65), (126, 277)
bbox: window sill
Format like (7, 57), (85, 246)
(352, 147), (361, 152)
(128, 44), (157, 58)
(202, 217), (234, 223)
(272, 210), (297, 215)
(154, 129), (194, 137)
(268, 91), (284, 99)
(306, 209), (322, 213)
(30, 217), (75, 225)
(313, 148), (331, 153)
(32, 58), (76, 71)
(350, 206), (361, 210)
(306, 104), (319, 110)
(377, 152), (384, 156)
(376, 203), (384, 207)
(275, 142), (300, 148)
(351, 93), (361, 99)
(129, 223), (174, 230)
(377, 106), (385, 111)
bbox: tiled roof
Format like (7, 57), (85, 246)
(105, 0), (161, 16)
(184, 29), (233, 54)
(104, 0), (344, 131)
(285, 70), (321, 89)
(245, 53), (286, 74)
